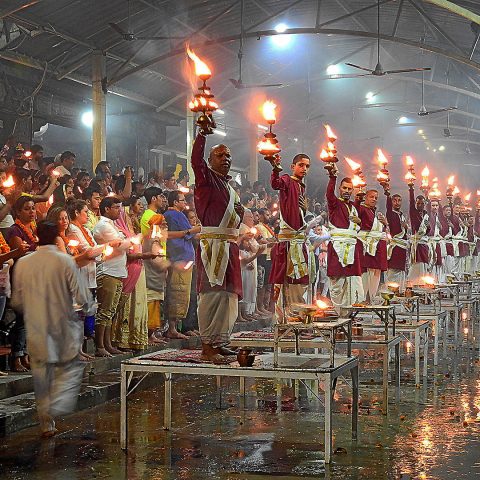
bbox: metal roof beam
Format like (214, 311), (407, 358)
(0, 1), (43, 19)
(423, 0), (480, 25)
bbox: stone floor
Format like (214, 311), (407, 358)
(0, 338), (480, 480)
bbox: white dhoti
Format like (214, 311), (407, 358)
(433, 264), (445, 284)
(198, 291), (238, 347)
(31, 359), (85, 434)
(274, 283), (308, 323)
(329, 276), (364, 316)
(444, 255), (454, 276)
(408, 263), (428, 285)
(361, 268), (381, 302)
(385, 268), (406, 292)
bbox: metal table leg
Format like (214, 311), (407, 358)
(434, 318), (439, 366)
(382, 343), (389, 415)
(164, 373), (172, 430)
(324, 373), (332, 464)
(351, 365), (359, 441)
(415, 329), (420, 386)
(423, 327), (429, 378)
(395, 342), (401, 402)
(120, 365), (128, 450)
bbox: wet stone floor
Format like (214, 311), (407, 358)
(1, 343), (480, 479)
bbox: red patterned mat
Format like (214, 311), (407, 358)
(232, 330), (317, 340)
(140, 349), (237, 364)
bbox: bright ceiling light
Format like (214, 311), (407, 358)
(293, 137), (298, 142)
(272, 23), (291, 47)
(439, 145), (445, 151)
(81, 111), (93, 127)
(213, 129), (227, 136)
(398, 116), (408, 124)
(433, 148), (437, 152)
(418, 129), (424, 134)
(426, 147), (430, 150)
(326, 64), (340, 76)
(366, 91), (375, 100)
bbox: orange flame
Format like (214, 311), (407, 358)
(377, 170), (389, 181)
(377, 148), (388, 166)
(2, 175), (14, 188)
(324, 124), (337, 140)
(320, 149), (330, 159)
(352, 175), (366, 187)
(465, 192), (472, 202)
(405, 171), (415, 182)
(257, 139), (280, 153)
(453, 186), (460, 195)
(477, 190), (480, 196)
(68, 239), (80, 248)
(250, 227), (258, 235)
(186, 46), (211, 79)
(345, 157), (361, 172)
(261, 100), (277, 123)
(316, 299), (329, 309)
(421, 166), (430, 177)
(406, 155), (414, 166)
(103, 245), (114, 257)
(48, 194), (54, 205)
(421, 275), (436, 285)
(447, 175), (455, 186)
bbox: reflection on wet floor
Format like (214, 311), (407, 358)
(1, 344), (480, 479)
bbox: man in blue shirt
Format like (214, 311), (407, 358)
(164, 190), (201, 339)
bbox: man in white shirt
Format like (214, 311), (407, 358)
(93, 196), (131, 357)
(11, 221), (94, 437)
(54, 150), (75, 177)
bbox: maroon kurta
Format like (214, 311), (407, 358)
(427, 204), (442, 267)
(475, 210), (480, 253)
(385, 194), (407, 270)
(269, 172), (309, 285)
(326, 176), (362, 277)
(354, 201), (387, 272)
(192, 134), (242, 298)
(409, 186), (430, 263)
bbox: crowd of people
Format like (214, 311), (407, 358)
(1, 132), (478, 435)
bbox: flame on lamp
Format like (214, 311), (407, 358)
(257, 139), (281, 154)
(345, 157), (361, 172)
(405, 171), (415, 182)
(316, 299), (329, 309)
(103, 245), (114, 257)
(352, 175), (366, 187)
(465, 192), (472, 202)
(250, 227), (258, 235)
(377, 148), (388, 166)
(261, 100), (277, 124)
(48, 195), (54, 205)
(186, 46), (211, 80)
(406, 155), (414, 166)
(320, 149), (330, 159)
(68, 239), (80, 248)
(387, 282), (399, 289)
(421, 275), (436, 286)
(130, 234), (143, 245)
(52, 169), (61, 177)
(447, 175), (455, 186)
(2, 175), (14, 188)
(453, 186), (460, 196)
(377, 170), (389, 181)
(324, 124), (337, 141)
(24, 150), (32, 158)
(421, 166), (430, 177)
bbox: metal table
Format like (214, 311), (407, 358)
(338, 334), (401, 415)
(120, 351), (359, 464)
(272, 318), (352, 367)
(363, 320), (429, 385)
(345, 304), (397, 340)
(392, 296), (420, 323)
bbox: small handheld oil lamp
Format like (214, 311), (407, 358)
(257, 100), (282, 172)
(345, 157), (366, 193)
(446, 175), (455, 205)
(428, 178), (441, 200)
(187, 47), (218, 135)
(405, 156), (416, 186)
(2, 175), (14, 188)
(376, 148), (390, 190)
(320, 124), (339, 173)
(420, 166), (430, 196)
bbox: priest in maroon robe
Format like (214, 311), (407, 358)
(385, 192), (408, 290)
(192, 132), (243, 362)
(325, 168), (364, 313)
(408, 185), (430, 283)
(269, 154), (311, 320)
(354, 190), (388, 302)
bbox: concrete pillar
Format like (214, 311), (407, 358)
(249, 125), (259, 183)
(92, 50), (106, 172)
(186, 108), (195, 186)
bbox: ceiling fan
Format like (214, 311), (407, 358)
(328, 0), (431, 79)
(229, 0), (283, 89)
(384, 71), (458, 116)
(109, 0), (184, 41)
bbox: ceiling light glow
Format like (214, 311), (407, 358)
(366, 91), (374, 100)
(81, 111), (93, 127)
(326, 64), (340, 76)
